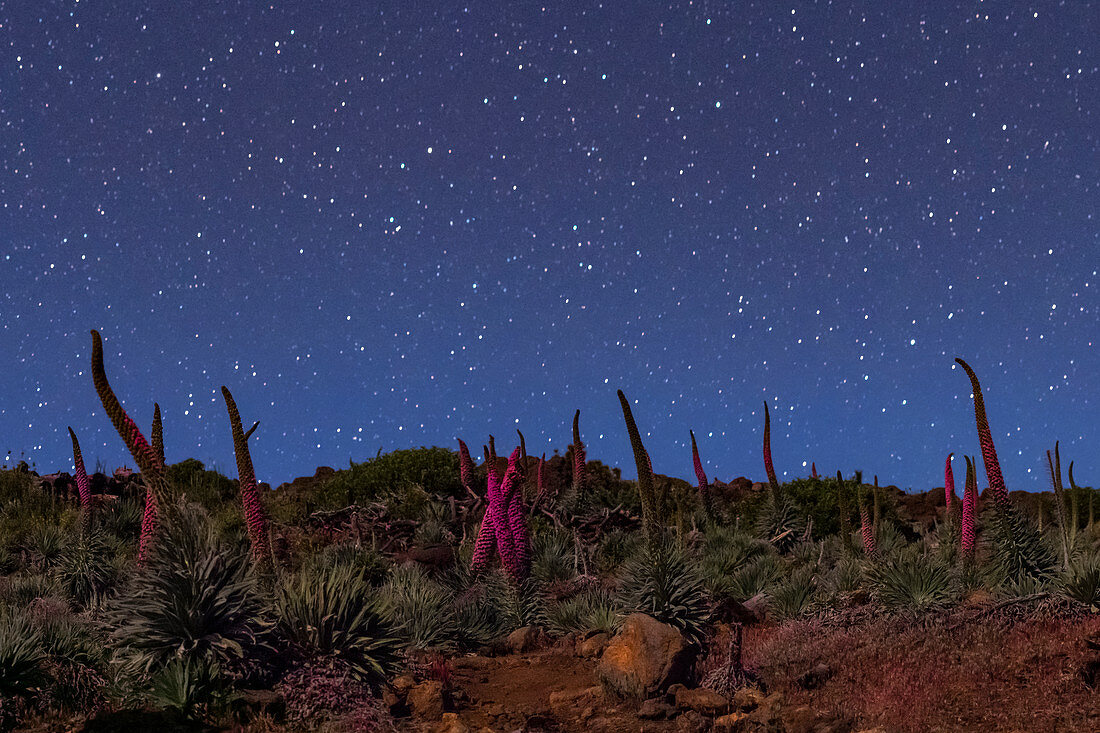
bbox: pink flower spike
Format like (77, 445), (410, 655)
(961, 455), (978, 558)
(457, 439), (475, 493)
(67, 427), (92, 521)
(502, 448), (529, 579)
(944, 453), (956, 513)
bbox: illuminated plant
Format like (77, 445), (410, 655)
(811, 462), (818, 479)
(152, 402), (165, 466)
(90, 329), (171, 565)
(763, 402), (780, 499)
(221, 386), (274, 569)
(954, 358), (1009, 509)
(860, 492), (877, 557)
(468, 443), (527, 581)
(503, 448), (530, 578)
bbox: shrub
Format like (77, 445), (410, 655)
(55, 531), (117, 608)
(1058, 552), (1100, 610)
(148, 657), (227, 721)
(108, 501), (270, 674)
(310, 542), (389, 586)
(378, 564), (460, 652)
(767, 565), (817, 621)
(724, 554), (782, 602)
(0, 613), (46, 698)
(530, 529), (577, 585)
(546, 586), (622, 636)
(321, 447), (463, 507)
(699, 525), (773, 599)
(278, 657), (396, 732)
(867, 546), (954, 615)
(275, 563), (398, 686)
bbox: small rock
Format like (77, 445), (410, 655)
(795, 663), (832, 690)
(486, 703), (505, 717)
(578, 632), (610, 658)
(506, 625), (544, 654)
(638, 698), (676, 720)
(524, 713), (555, 730)
(713, 711), (750, 731)
(548, 685), (600, 708)
(674, 686), (730, 715)
(408, 680), (445, 721)
(729, 686), (766, 712)
(676, 710), (711, 732)
(781, 705), (818, 733)
(433, 712), (470, 733)
(392, 673), (417, 695)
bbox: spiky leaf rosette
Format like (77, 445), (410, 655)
(277, 563), (399, 686)
(944, 453), (956, 513)
(151, 402), (165, 467)
(0, 614), (46, 699)
(954, 358), (1010, 509)
(690, 430), (714, 521)
(617, 391), (660, 551)
(619, 537), (709, 645)
(987, 497), (1056, 583)
(221, 386), (273, 569)
(754, 489), (804, 552)
(90, 329), (169, 564)
(67, 427), (92, 524)
(108, 500), (271, 675)
(867, 545), (953, 616)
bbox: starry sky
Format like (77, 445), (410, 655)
(2, 2), (1096, 492)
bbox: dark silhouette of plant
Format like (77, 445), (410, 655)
(90, 330), (170, 565)
(690, 429), (714, 521)
(221, 386), (274, 570)
(961, 455), (978, 559)
(944, 453), (956, 514)
(617, 390), (659, 553)
(151, 402), (165, 467)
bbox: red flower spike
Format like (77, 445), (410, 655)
(860, 502), (876, 556)
(690, 429), (712, 518)
(517, 430), (527, 478)
(67, 427), (93, 523)
(571, 409), (586, 499)
(961, 455), (978, 558)
(471, 445), (499, 574)
(151, 402), (165, 468)
(944, 453), (956, 513)
(955, 359), (1010, 508)
(502, 448), (529, 579)
(457, 439), (475, 494)
(90, 330), (169, 565)
(222, 386), (274, 568)
(763, 402), (780, 495)
(811, 462), (818, 479)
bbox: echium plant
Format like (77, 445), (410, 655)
(221, 386), (274, 569)
(756, 402), (802, 547)
(961, 455), (978, 559)
(690, 429), (715, 521)
(1045, 441), (1075, 570)
(617, 390), (660, 553)
(67, 427), (93, 529)
(468, 444), (529, 582)
(859, 486), (877, 557)
(90, 329), (172, 564)
(956, 358), (1054, 580)
(944, 453), (956, 514)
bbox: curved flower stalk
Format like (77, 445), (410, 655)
(954, 359), (1010, 509)
(221, 386), (273, 569)
(571, 409), (586, 499)
(151, 402), (165, 467)
(457, 439), (476, 495)
(67, 427), (93, 528)
(944, 453), (956, 514)
(961, 455), (978, 559)
(690, 429), (714, 520)
(517, 429), (528, 478)
(617, 390), (659, 552)
(468, 444), (496, 574)
(90, 329), (170, 564)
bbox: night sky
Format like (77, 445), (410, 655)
(3, 2), (1096, 492)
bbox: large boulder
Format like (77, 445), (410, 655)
(596, 613), (696, 699)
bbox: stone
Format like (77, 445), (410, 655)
(781, 705), (819, 733)
(676, 710), (711, 732)
(638, 698), (675, 720)
(506, 625), (544, 653)
(408, 680), (445, 721)
(713, 711), (751, 731)
(577, 631), (610, 658)
(548, 685), (600, 708)
(433, 712), (470, 733)
(392, 673), (416, 695)
(729, 686), (766, 712)
(674, 686), (730, 715)
(596, 613), (696, 700)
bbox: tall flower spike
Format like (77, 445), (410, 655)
(457, 439), (475, 494)
(517, 430), (527, 478)
(944, 453), (956, 513)
(535, 453), (547, 505)
(837, 470), (853, 552)
(811, 462), (818, 479)
(67, 427), (93, 527)
(486, 445), (517, 574)
(151, 402), (165, 468)
(955, 358), (1010, 508)
(502, 448), (530, 579)
(690, 429), (713, 519)
(469, 444), (497, 574)
(860, 489), (876, 557)
(961, 455), (977, 558)
(222, 386), (274, 568)
(763, 402), (780, 498)
(488, 435), (497, 464)
(617, 390), (659, 550)
(90, 330), (169, 564)
(571, 409), (586, 501)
